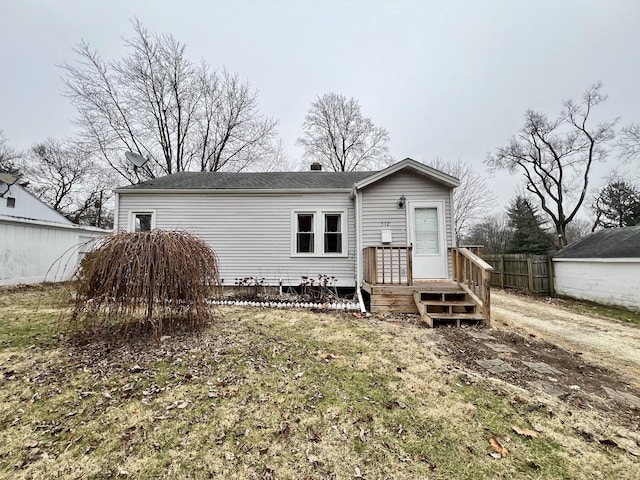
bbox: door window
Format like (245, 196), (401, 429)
(414, 208), (439, 254)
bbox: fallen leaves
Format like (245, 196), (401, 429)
(384, 400), (407, 410)
(489, 438), (509, 458)
(166, 400), (188, 410)
(277, 422), (291, 440)
(512, 425), (540, 439)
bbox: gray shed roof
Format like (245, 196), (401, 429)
(554, 226), (640, 258)
(116, 171), (375, 191)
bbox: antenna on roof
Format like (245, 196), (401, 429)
(125, 151), (149, 184)
(0, 172), (19, 198)
(125, 151), (149, 170)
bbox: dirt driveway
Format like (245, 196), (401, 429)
(490, 289), (640, 383)
(415, 289), (640, 441)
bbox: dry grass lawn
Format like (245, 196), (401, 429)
(0, 284), (638, 479)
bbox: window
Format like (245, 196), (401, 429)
(130, 211), (155, 232)
(6, 197), (15, 208)
(414, 207), (439, 255)
(292, 210), (346, 256)
(324, 213), (342, 254)
(296, 213), (314, 253)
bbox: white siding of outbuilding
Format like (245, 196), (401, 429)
(0, 182), (70, 224)
(117, 192), (357, 287)
(553, 258), (640, 311)
(358, 170), (454, 276)
(0, 217), (109, 286)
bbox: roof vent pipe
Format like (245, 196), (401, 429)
(310, 162), (322, 171)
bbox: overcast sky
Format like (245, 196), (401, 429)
(1, 0), (638, 212)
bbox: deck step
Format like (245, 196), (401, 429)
(427, 313), (483, 319)
(419, 300), (477, 307)
(413, 289), (485, 328)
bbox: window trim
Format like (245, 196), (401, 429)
(129, 210), (156, 232)
(291, 209), (348, 258)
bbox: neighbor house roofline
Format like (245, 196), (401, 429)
(553, 225), (640, 259)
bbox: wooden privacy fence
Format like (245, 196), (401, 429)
(483, 254), (554, 295)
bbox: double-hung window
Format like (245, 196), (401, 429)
(296, 213), (315, 254)
(292, 210), (346, 257)
(323, 213), (342, 254)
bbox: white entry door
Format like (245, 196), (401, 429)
(409, 202), (448, 279)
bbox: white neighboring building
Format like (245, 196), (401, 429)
(0, 179), (110, 286)
(553, 226), (640, 311)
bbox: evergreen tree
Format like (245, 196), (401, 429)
(592, 181), (640, 229)
(506, 196), (554, 254)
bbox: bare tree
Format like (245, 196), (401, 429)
(0, 130), (20, 175)
(297, 93), (392, 171)
(425, 158), (496, 243)
(23, 138), (115, 227)
(620, 123), (640, 162)
(463, 214), (512, 254)
(62, 19), (280, 184)
(486, 83), (616, 247)
(564, 217), (591, 244)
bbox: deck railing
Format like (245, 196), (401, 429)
(451, 247), (494, 324)
(363, 246), (413, 286)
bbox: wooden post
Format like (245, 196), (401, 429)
(363, 248), (368, 284)
(500, 255), (505, 288)
(527, 256), (534, 293)
(482, 269), (491, 326)
(451, 249), (457, 282)
(547, 256), (555, 296)
(371, 248), (378, 286)
(406, 246), (413, 286)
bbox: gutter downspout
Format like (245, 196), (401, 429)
(353, 187), (367, 314)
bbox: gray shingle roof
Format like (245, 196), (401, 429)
(117, 171), (375, 191)
(554, 226), (640, 258)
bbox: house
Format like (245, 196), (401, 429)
(553, 226), (640, 311)
(0, 175), (109, 286)
(114, 158), (493, 324)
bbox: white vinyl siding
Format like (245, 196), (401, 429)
(0, 183), (70, 224)
(359, 170), (454, 277)
(118, 192), (356, 287)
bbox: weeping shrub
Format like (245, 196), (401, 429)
(70, 230), (220, 337)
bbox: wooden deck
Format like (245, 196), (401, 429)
(362, 246), (493, 326)
(362, 280), (461, 314)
